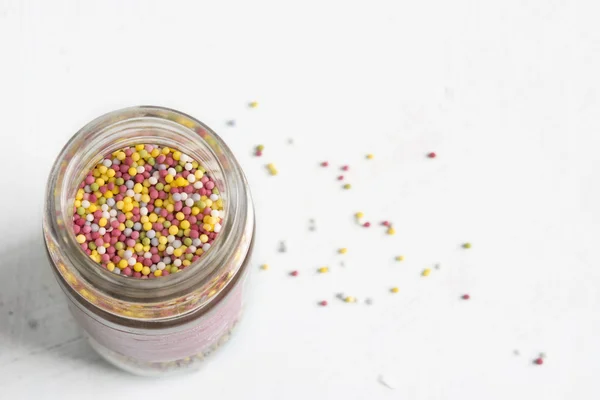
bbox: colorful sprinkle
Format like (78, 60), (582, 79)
(343, 183), (351, 190)
(290, 270), (299, 277)
(395, 255), (404, 262)
(366, 154), (374, 159)
(427, 152), (436, 158)
(266, 163), (278, 176)
(249, 101), (258, 108)
(462, 294), (470, 300)
(71, 144), (223, 279)
(337, 175), (344, 180)
(341, 165), (349, 171)
(355, 212), (364, 219)
(534, 357), (543, 365)
(318, 267), (329, 273)
(463, 242), (472, 249)
(261, 264), (269, 270)
(338, 248), (348, 254)
(386, 227), (395, 235)
(319, 300), (328, 307)
(321, 161), (329, 167)
(390, 287), (399, 293)
(363, 222), (371, 228)
(422, 268), (431, 277)
(344, 296), (356, 303)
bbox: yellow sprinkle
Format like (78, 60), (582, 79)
(343, 184), (351, 190)
(76, 234), (86, 244)
(154, 270), (162, 277)
(168, 225), (179, 235)
(98, 218), (107, 227)
(141, 266), (151, 276)
(463, 242), (472, 249)
(344, 296), (356, 303)
(387, 227), (396, 235)
(180, 220), (190, 230)
(260, 264), (269, 270)
(249, 101), (258, 108)
(256, 144), (265, 151)
(318, 267), (329, 273)
(395, 255), (404, 262)
(355, 212), (364, 219)
(106, 263), (115, 272)
(143, 222), (152, 231)
(267, 163), (278, 176)
(366, 154), (374, 159)
(422, 268), (431, 277)
(391, 287), (399, 293)
(176, 212), (185, 221)
(338, 248), (348, 254)
(173, 248), (183, 258)
(133, 263), (143, 272)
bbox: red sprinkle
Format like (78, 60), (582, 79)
(363, 222), (371, 228)
(427, 152), (437, 158)
(381, 221), (390, 227)
(255, 150), (263, 157)
(290, 270), (299, 276)
(462, 294), (470, 300)
(341, 165), (349, 171)
(321, 161), (329, 167)
(534, 358), (543, 365)
(337, 175), (344, 180)
(319, 300), (328, 306)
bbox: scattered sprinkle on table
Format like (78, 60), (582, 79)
(321, 161), (329, 167)
(266, 163), (278, 176)
(427, 152), (436, 158)
(386, 227), (395, 235)
(319, 300), (328, 306)
(395, 255), (404, 262)
(338, 248), (348, 254)
(248, 101), (258, 108)
(341, 165), (349, 171)
(355, 212), (364, 219)
(318, 267), (329, 273)
(344, 296), (356, 303)
(260, 264), (269, 270)
(343, 183), (352, 190)
(534, 357), (544, 365)
(337, 175), (344, 180)
(381, 221), (390, 227)
(463, 242), (472, 249)
(290, 270), (299, 277)
(226, 120), (236, 126)
(390, 287), (399, 293)
(363, 222), (371, 228)
(366, 154), (374, 159)
(422, 268), (431, 277)
(462, 294), (470, 300)
(72, 144), (223, 278)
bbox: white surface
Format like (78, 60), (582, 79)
(1, 1), (599, 399)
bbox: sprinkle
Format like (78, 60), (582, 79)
(366, 154), (374, 159)
(226, 120), (236, 126)
(343, 183), (351, 190)
(365, 298), (373, 305)
(290, 270), (299, 277)
(266, 163), (278, 176)
(248, 101), (258, 108)
(463, 242), (472, 249)
(355, 212), (364, 219)
(308, 219), (316, 231)
(337, 175), (344, 180)
(256, 144), (265, 152)
(381, 221), (390, 227)
(422, 268), (431, 277)
(539, 352), (547, 359)
(341, 165), (349, 171)
(462, 294), (470, 300)
(278, 241), (287, 253)
(319, 300), (328, 307)
(386, 227), (396, 235)
(390, 287), (399, 293)
(338, 248), (348, 254)
(344, 296), (355, 303)
(255, 150), (263, 157)
(261, 264), (269, 270)
(534, 358), (543, 365)
(321, 161), (329, 167)
(395, 255), (404, 262)
(427, 152), (436, 158)
(318, 267), (329, 273)
(363, 222), (371, 228)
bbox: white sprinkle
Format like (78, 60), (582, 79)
(102, 211), (110, 219)
(134, 193), (142, 202)
(188, 246), (197, 253)
(180, 154), (190, 162)
(146, 230), (156, 239)
(167, 235), (175, 243)
(174, 259), (182, 267)
(144, 252), (152, 259)
(86, 214), (94, 222)
(192, 194), (201, 201)
(97, 246), (106, 255)
(202, 243), (211, 252)
(91, 224), (99, 232)
(172, 193), (182, 202)
(214, 223), (222, 233)
(149, 177), (158, 185)
(185, 163), (193, 171)
(193, 181), (203, 189)
(81, 200), (90, 208)
(157, 262), (166, 270)
(150, 265), (157, 272)
(210, 194), (219, 201)
(98, 227), (106, 235)
(101, 204), (109, 212)
(180, 192), (188, 201)
(103, 159), (112, 167)
(113, 268), (121, 274)
(112, 158), (120, 166)
(109, 209), (117, 217)
(123, 250), (133, 259)
(125, 181), (134, 189)
(166, 246), (174, 255)
(163, 257), (172, 265)
(211, 210), (219, 217)
(185, 198), (194, 207)
(172, 240), (182, 249)
(140, 207), (148, 216)
(107, 198), (115, 207)
(128, 257), (136, 266)
(187, 174), (196, 183)
(126, 189), (135, 197)
(168, 168), (177, 176)
(137, 166), (145, 174)
(192, 238), (201, 247)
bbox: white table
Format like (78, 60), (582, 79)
(1, 1), (598, 399)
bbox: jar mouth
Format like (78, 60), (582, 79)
(44, 106), (254, 319)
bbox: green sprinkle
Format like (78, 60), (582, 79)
(115, 178), (124, 186)
(125, 220), (134, 228)
(77, 207), (85, 216)
(183, 238), (192, 246)
(88, 242), (97, 250)
(142, 238), (150, 246)
(163, 220), (171, 228)
(115, 242), (124, 251)
(90, 183), (99, 192)
(155, 183), (164, 191)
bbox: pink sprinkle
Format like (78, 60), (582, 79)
(427, 152), (436, 158)
(85, 175), (95, 185)
(123, 267), (132, 276)
(205, 181), (215, 190)
(290, 270), (299, 277)
(321, 161), (329, 167)
(162, 270), (170, 276)
(133, 272), (142, 278)
(363, 222), (371, 228)
(381, 221), (390, 227)
(337, 175), (344, 180)
(341, 165), (349, 171)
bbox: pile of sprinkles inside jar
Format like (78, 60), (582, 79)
(72, 144), (223, 278)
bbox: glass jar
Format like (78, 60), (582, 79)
(43, 106), (255, 376)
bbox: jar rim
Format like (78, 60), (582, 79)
(43, 106), (254, 321)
